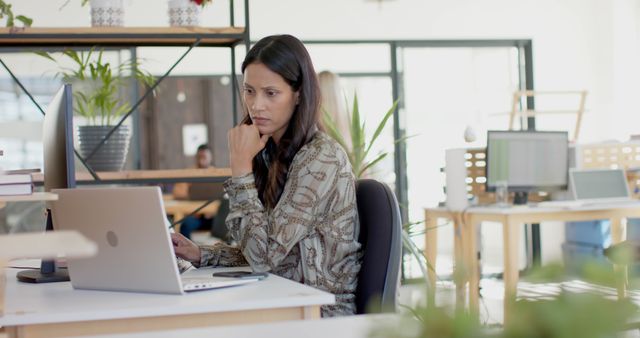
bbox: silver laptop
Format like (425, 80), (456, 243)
(569, 168), (633, 204)
(51, 186), (256, 294)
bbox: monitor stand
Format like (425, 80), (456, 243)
(16, 209), (70, 283)
(513, 191), (529, 205)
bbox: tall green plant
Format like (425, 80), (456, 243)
(323, 93), (398, 178)
(37, 48), (155, 126)
(323, 94), (434, 286)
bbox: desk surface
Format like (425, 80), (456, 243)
(0, 267), (334, 327)
(427, 200), (640, 214)
(73, 314), (401, 338)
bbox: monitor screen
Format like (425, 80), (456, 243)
(486, 130), (568, 192)
(43, 84), (76, 193)
(17, 84), (76, 283)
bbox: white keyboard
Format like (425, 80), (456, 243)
(535, 199), (640, 208)
(535, 200), (584, 208)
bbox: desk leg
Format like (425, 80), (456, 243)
(302, 306), (321, 319)
(610, 216), (627, 299)
(424, 211), (439, 305)
(610, 216), (624, 244)
(466, 215), (479, 315)
(503, 218), (520, 325)
(0, 259), (6, 316)
(452, 213), (467, 310)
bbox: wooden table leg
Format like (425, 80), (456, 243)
(502, 217), (520, 325)
(424, 210), (439, 305)
(453, 213), (467, 310)
(466, 214), (480, 315)
(610, 216), (627, 299)
(0, 258), (6, 316)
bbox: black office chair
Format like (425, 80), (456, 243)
(354, 179), (402, 314)
(210, 197), (231, 243)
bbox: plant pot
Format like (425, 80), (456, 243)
(90, 0), (124, 27)
(78, 125), (130, 172)
(168, 0), (200, 27)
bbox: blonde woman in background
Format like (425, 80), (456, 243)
(318, 70), (352, 151)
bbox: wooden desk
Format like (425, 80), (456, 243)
(0, 267), (333, 338)
(424, 202), (640, 323)
(71, 314), (399, 338)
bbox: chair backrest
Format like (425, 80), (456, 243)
(354, 179), (402, 314)
(211, 197), (230, 242)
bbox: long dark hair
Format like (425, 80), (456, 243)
(241, 34), (321, 209)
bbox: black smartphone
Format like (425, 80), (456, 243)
(212, 271), (268, 280)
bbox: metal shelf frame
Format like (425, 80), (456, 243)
(0, 0), (250, 184)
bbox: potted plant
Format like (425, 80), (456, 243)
(168, 0), (212, 26)
(60, 0), (123, 27)
(38, 48), (155, 171)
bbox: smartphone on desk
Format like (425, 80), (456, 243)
(212, 271), (268, 280)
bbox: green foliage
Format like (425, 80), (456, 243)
(0, 1), (33, 27)
(373, 260), (639, 338)
(37, 48), (155, 126)
(503, 293), (636, 338)
(322, 93), (398, 178)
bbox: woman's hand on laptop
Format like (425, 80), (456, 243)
(171, 233), (201, 264)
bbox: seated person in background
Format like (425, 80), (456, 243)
(173, 144), (229, 241)
(171, 34), (361, 317)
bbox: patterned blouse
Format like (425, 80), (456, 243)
(195, 132), (362, 317)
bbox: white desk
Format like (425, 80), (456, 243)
(424, 202), (640, 323)
(70, 314), (402, 338)
(0, 267), (334, 338)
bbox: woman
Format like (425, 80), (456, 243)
(171, 34), (361, 317)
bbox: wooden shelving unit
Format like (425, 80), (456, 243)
(0, 26), (246, 47)
(33, 168), (232, 185)
(0, 0), (250, 184)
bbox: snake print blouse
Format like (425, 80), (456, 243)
(195, 132), (362, 317)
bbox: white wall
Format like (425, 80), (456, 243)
(8, 0), (640, 264)
(9, 0), (640, 142)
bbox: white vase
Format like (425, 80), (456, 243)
(90, 0), (124, 27)
(168, 0), (201, 27)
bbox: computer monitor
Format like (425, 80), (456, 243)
(17, 84), (76, 283)
(485, 130), (568, 204)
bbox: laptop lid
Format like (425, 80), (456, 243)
(51, 186), (185, 294)
(569, 168), (631, 201)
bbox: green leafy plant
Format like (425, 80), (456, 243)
(0, 1), (33, 27)
(37, 48), (155, 126)
(323, 94), (432, 284)
(323, 93), (398, 178)
(372, 260), (638, 338)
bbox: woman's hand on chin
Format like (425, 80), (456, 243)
(228, 124), (270, 177)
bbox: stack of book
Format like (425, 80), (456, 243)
(0, 174), (33, 196)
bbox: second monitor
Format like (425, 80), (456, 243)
(486, 130), (569, 204)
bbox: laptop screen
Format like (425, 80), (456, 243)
(571, 169), (630, 200)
